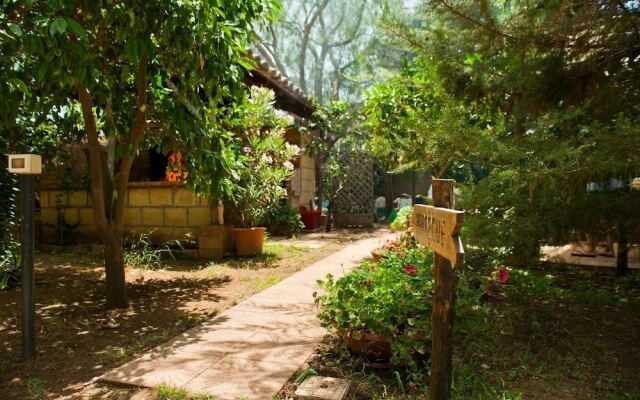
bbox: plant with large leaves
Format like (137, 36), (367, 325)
(1, 0), (278, 308)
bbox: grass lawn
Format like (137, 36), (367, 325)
(0, 231), (372, 400)
(278, 263), (640, 400)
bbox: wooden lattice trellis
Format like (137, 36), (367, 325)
(334, 151), (374, 214)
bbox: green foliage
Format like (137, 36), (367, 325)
(123, 233), (174, 271)
(157, 385), (189, 400)
(2, 0), (279, 201)
(264, 202), (305, 237)
(390, 206), (413, 231)
(2, 0), (280, 305)
(0, 240), (20, 290)
(294, 367), (319, 384)
(367, 1), (640, 263)
(223, 87), (298, 228)
(316, 246), (433, 369)
(256, 0), (391, 103)
(307, 100), (368, 216)
(23, 377), (46, 400)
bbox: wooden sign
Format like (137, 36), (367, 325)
(412, 204), (464, 265)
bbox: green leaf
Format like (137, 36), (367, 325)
(49, 17), (67, 36)
(8, 78), (29, 94)
(236, 57), (255, 71)
(67, 19), (87, 40)
(124, 39), (138, 61)
(7, 23), (22, 37)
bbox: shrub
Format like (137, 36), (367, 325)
(0, 239), (20, 290)
(390, 205), (413, 231)
(264, 203), (305, 238)
(316, 246), (434, 369)
(224, 86), (299, 228)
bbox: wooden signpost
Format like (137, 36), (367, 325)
(412, 179), (464, 400)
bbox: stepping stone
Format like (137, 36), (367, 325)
(295, 376), (351, 400)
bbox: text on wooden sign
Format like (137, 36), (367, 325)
(412, 205), (464, 265)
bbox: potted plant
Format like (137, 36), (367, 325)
(371, 229), (417, 261)
(225, 87), (299, 256)
(316, 245), (434, 368)
(265, 203), (305, 238)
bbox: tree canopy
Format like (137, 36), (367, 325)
(1, 0), (277, 307)
(366, 0), (640, 267)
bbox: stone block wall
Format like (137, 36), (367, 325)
(40, 182), (218, 244)
(288, 153), (316, 209)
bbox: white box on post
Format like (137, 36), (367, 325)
(8, 154), (42, 175)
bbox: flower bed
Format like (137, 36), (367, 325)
(316, 235), (433, 369)
(316, 230), (483, 371)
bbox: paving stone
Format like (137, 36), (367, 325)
(295, 376), (351, 400)
(204, 309), (326, 339)
(157, 328), (256, 356)
(228, 332), (318, 365)
(185, 356), (297, 400)
(100, 350), (220, 388)
(233, 297), (318, 316)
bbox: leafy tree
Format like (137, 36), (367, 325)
(2, 0), (277, 307)
(368, 0), (640, 270)
(255, 0), (388, 103)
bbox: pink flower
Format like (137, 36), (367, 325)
(498, 267), (509, 284)
(405, 264), (417, 276)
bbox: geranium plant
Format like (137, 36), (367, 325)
(316, 246), (434, 369)
(224, 87), (299, 228)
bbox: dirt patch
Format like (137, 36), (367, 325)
(0, 228), (384, 400)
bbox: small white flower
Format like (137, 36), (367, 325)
(286, 143), (301, 156)
(242, 146), (251, 154)
(261, 154), (273, 164)
(283, 161), (294, 171)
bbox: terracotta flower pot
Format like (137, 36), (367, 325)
(345, 331), (392, 362)
(232, 227), (266, 256)
(370, 247), (389, 261)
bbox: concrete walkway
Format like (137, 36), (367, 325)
(99, 232), (393, 399)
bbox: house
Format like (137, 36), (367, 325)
(38, 54), (316, 254)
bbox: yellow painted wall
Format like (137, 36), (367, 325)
(40, 182), (217, 244)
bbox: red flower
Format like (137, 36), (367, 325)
(405, 264), (417, 276)
(498, 267), (509, 284)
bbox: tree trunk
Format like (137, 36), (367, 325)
(616, 231), (628, 277)
(103, 227), (128, 309)
(299, 0), (330, 93)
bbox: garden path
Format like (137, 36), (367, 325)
(99, 230), (395, 399)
